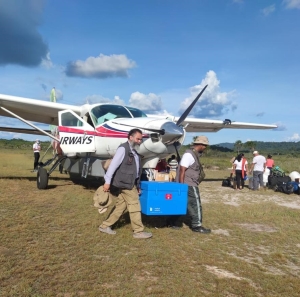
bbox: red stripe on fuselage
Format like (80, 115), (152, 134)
(58, 126), (149, 138)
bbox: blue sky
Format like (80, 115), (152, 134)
(0, 0), (299, 145)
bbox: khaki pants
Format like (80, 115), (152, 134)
(100, 186), (144, 233)
(169, 171), (176, 181)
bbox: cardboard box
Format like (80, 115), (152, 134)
(155, 172), (170, 181)
(139, 181), (188, 215)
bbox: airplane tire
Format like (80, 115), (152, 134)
(37, 167), (48, 189)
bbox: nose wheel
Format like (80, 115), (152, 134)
(37, 167), (49, 189)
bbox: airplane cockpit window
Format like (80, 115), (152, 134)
(61, 112), (83, 127)
(125, 106), (147, 118)
(90, 104), (148, 127)
(90, 105), (131, 126)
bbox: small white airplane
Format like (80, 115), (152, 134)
(0, 85), (277, 189)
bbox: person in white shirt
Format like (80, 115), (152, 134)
(249, 151), (266, 191)
(233, 153), (248, 190)
(32, 139), (41, 172)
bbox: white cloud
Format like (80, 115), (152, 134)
(287, 133), (300, 141)
(283, 0), (300, 9)
(129, 92), (163, 113)
(84, 94), (125, 105)
(41, 52), (53, 69)
(261, 4), (276, 16)
(178, 70), (236, 118)
(65, 54), (137, 79)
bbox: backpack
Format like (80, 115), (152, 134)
(271, 166), (285, 177)
(222, 178), (232, 187)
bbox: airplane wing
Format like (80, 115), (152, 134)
(0, 93), (82, 125)
(0, 93), (277, 135)
(147, 115), (277, 132)
(180, 118), (277, 132)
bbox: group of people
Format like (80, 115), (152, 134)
(232, 151), (275, 191)
(98, 129), (211, 239)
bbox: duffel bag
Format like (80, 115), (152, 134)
(275, 182), (294, 194)
(268, 175), (291, 190)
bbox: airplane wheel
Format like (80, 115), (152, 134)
(37, 167), (48, 189)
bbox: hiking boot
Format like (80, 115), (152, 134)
(133, 231), (152, 239)
(99, 226), (116, 235)
(191, 226), (211, 234)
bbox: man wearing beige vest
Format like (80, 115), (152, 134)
(172, 136), (211, 233)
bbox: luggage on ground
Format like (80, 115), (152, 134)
(268, 175), (291, 190)
(271, 166), (285, 177)
(248, 176), (254, 190)
(274, 182), (294, 194)
(222, 178), (232, 187)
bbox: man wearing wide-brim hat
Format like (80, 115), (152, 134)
(171, 135), (211, 233)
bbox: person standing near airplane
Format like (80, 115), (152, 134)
(170, 136), (211, 233)
(32, 139), (41, 172)
(249, 151), (266, 190)
(99, 128), (152, 239)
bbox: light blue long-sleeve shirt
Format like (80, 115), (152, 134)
(104, 142), (139, 184)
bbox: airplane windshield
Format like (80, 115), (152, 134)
(89, 105), (128, 126)
(90, 104), (147, 127)
(125, 106), (147, 118)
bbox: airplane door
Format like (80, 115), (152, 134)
(58, 110), (96, 153)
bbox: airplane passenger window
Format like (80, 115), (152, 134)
(61, 112), (83, 127)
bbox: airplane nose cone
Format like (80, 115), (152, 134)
(160, 122), (184, 145)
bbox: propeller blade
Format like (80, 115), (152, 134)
(176, 84), (208, 126)
(111, 122), (165, 135)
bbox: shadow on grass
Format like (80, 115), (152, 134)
(107, 206), (191, 230)
(0, 176), (71, 182)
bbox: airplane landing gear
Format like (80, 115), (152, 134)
(37, 167), (48, 189)
(36, 154), (68, 190)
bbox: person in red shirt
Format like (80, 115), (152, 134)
(266, 154), (275, 171)
(155, 159), (167, 172)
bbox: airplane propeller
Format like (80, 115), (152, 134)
(112, 84), (208, 141)
(176, 84), (208, 126)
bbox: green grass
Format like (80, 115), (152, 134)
(1, 151), (300, 296)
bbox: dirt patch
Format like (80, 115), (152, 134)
(212, 229), (230, 236)
(205, 265), (244, 280)
(235, 223), (278, 232)
(201, 180), (300, 210)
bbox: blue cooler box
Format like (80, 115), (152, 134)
(139, 181), (188, 215)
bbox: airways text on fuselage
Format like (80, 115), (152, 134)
(60, 136), (93, 145)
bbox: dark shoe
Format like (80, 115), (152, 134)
(192, 226), (211, 234)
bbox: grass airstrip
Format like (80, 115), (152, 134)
(1, 149), (300, 296)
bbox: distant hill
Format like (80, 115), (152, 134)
(216, 141), (300, 155)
